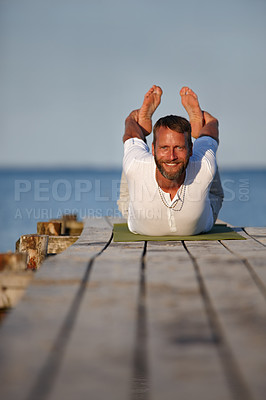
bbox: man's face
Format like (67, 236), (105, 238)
(152, 126), (192, 181)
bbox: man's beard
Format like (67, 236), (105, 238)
(154, 154), (189, 181)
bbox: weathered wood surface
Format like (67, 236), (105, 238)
(49, 215), (83, 235)
(64, 220), (83, 235)
(0, 252), (27, 271)
(47, 236), (79, 254)
(185, 235), (266, 400)
(0, 220), (266, 400)
(37, 222), (62, 236)
(0, 235), (78, 309)
(16, 234), (49, 270)
(244, 227), (266, 246)
(0, 270), (33, 309)
(16, 235), (80, 257)
(0, 217), (114, 400)
(0, 253), (32, 308)
(145, 241), (232, 400)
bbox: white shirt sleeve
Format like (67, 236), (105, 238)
(123, 138), (151, 175)
(191, 136), (218, 174)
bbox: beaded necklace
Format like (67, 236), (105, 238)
(158, 184), (186, 212)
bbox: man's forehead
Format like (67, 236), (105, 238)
(156, 126), (188, 142)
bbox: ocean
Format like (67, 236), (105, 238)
(0, 168), (265, 253)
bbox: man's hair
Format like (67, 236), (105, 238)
(153, 115), (192, 149)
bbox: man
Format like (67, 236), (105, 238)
(118, 85), (224, 236)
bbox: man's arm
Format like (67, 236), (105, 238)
(198, 111), (219, 143)
(123, 110), (147, 143)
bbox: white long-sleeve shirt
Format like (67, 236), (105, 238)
(123, 136), (218, 235)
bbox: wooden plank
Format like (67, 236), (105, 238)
(183, 239), (231, 257)
(145, 241), (232, 400)
(37, 222), (62, 236)
(221, 230), (266, 292)
(16, 234), (49, 270)
(77, 216), (112, 244)
(0, 217), (113, 400)
(219, 228), (265, 260)
(47, 236), (79, 254)
(0, 271), (33, 308)
(0, 253), (32, 308)
(37, 242), (145, 400)
(244, 227), (266, 246)
(221, 229), (265, 255)
(34, 218), (113, 283)
(0, 252), (27, 271)
(64, 220), (83, 235)
(0, 284), (81, 400)
(185, 240), (266, 400)
(242, 254), (266, 289)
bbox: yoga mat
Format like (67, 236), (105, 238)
(113, 223), (246, 242)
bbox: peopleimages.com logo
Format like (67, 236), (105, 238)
(222, 178), (250, 201)
(14, 179), (122, 202)
(14, 177), (250, 204)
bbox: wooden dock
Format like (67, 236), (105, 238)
(0, 217), (266, 400)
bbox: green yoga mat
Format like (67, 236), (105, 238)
(113, 223), (245, 242)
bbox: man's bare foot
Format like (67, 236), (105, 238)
(138, 85), (163, 135)
(180, 86), (204, 139)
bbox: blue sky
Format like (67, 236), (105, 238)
(1, 0), (266, 168)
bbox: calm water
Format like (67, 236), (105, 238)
(0, 168), (265, 252)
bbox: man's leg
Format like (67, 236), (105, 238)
(180, 86), (204, 139)
(209, 168), (224, 222)
(117, 86), (163, 217)
(117, 170), (129, 218)
(180, 87), (223, 222)
(138, 85), (163, 135)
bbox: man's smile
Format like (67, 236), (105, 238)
(164, 162), (180, 166)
